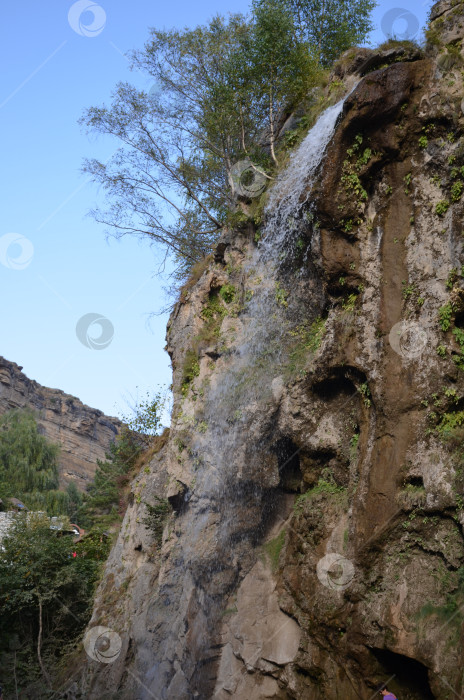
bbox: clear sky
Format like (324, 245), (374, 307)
(1, 0), (432, 421)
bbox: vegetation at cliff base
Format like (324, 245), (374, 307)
(0, 398), (167, 695)
(0, 514), (110, 697)
(81, 0), (375, 281)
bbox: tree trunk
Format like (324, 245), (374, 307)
(269, 86), (278, 167)
(37, 596), (52, 688)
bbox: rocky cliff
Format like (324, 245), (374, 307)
(77, 2), (464, 698)
(0, 357), (121, 488)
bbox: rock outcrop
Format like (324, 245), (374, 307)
(0, 357), (121, 488)
(77, 2), (464, 698)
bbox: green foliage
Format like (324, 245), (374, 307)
(262, 529), (286, 571)
(275, 281), (289, 307)
(251, 0), (321, 164)
(437, 344), (447, 358)
(142, 496), (172, 545)
(436, 199), (450, 216)
(446, 267), (460, 290)
(419, 566), (464, 632)
(402, 281), (416, 300)
(121, 389), (165, 443)
(0, 409), (76, 517)
(419, 135), (428, 149)
(403, 172), (412, 194)
(342, 292), (358, 311)
(81, 0), (377, 283)
(439, 302), (454, 331)
(286, 316), (326, 376)
(350, 432), (359, 462)
(452, 326), (464, 370)
(0, 409), (59, 496)
(202, 290), (229, 321)
(294, 476), (347, 512)
(358, 382), (371, 407)
(83, 428), (142, 525)
(182, 350), (201, 392)
(81, 14), (258, 281)
(219, 283), (237, 304)
(437, 410), (464, 437)
(286, 0), (376, 67)
(451, 180), (464, 202)
(0, 514), (106, 694)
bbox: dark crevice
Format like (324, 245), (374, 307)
(370, 647), (435, 699)
(454, 310), (464, 329)
(312, 374), (356, 400)
(311, 365), (369, 404)
(406, 476), (424, 488)
(273, 437), (303, 493)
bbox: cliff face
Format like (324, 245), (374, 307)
(0, 357), (121, 488)
(78, 3), (464, 698)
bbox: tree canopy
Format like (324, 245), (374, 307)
(286, 0), (376, 66)
(81, 0), (376, 281)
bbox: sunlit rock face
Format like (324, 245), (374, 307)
(0, 356), (121, 489)
(78, 2), (464, 698)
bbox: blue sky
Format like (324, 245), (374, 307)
(1, 0), (432, 421)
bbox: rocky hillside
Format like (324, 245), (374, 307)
(0, 357), (121, 489)
(76, 2), (464, 698)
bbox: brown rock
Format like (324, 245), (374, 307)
(0, 356), (121, 489)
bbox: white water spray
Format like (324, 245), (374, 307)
(261, 88), (356, 256)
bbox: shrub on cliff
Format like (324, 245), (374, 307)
(82, 427), (142, 524)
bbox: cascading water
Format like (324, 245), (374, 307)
(261, 92), (354, 257)
(145, 90), (354, 700)
(201, 89), (355, 436)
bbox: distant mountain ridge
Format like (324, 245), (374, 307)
(0, 356), (121, 490)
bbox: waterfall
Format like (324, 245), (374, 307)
(261, 88), (355, 256)
(198, 90), (355, 491)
